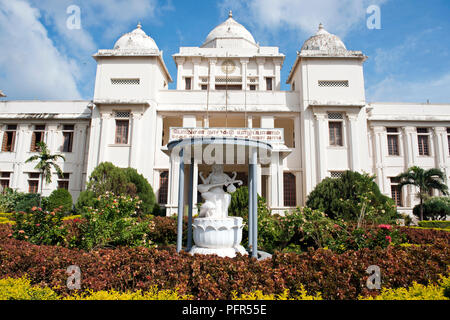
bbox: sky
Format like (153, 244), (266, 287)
(0, 0), (449, 103)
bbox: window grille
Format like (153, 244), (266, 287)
(318, 80), (349, 87)
(115, 120), (129, 144)
(215, 76), (242, 83)
(200, 77), (208, 83)
(327, 112), (343, 120)
(111, 78), (140, 85)
(330, 171), (344, 179)
(114, 111), (131, 118)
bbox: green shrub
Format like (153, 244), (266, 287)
(45, 188), (73, 215)
(418, 220), (450, 229)
(11, 206), (67, 246)
(413, 197), (450, 221)
(79, 192), (151, 250)
(14, 193), (41, 213)
(123, 167), (157, 216)
(0, 188), (23, 213)
(306, 171), (398, 222)
(77, 162), (158, 216)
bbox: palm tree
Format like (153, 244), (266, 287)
(395, 166), (449, 221)
(25, 141), (66, 198)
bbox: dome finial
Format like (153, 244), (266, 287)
(137, 22), (142, 29)
(229, 10), (233, 18)
(319, 22), (324, 30)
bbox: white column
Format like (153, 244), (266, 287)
(433, 127), (448, 185)
(240, 58), (249, 90)
(256, 58), (265, 91)
(98, 112), (112, 164)
(176, 58), (185, 90)
(274, 60), (282, 91)
(192, 57), (201, 90)
(402, 126), (417, 207)
(74, 123), (88, 193)
(372, 126), (387, 193)
(130, 112), (143, 168)
(209, 59), (216, 91)
(269, 152), (280, 209)
(346, 113), (360, 172)
(314, 112), (328, 181)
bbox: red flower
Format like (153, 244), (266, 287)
(385, 235), (392, 243)
(31, 206), (37, 211)
(378, 224), (392, 230)
(36, 223), (40, 227)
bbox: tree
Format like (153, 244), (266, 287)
(306, 171), (397, 222)
(77, 162), (157, 216)
(396, 166), (449, 221)
(25, 141), (65, 197)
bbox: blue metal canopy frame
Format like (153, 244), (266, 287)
(166, 137), (273, 259)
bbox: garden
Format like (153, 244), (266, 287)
(0, 163), (449, 300)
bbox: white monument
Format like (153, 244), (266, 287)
(189, 164), (248, 258)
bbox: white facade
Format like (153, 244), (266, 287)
(1, 15), (449, 216)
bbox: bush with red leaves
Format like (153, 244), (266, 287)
(0, 224), (448, 300)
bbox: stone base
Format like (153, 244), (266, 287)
(189, 245), (248, 258)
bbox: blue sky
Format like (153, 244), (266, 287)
(0, 0), (449, 103)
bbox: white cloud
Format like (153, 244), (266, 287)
(219, 0), (388, 38)
(0, 0), (81, 99)
(366, 72), (450, 103)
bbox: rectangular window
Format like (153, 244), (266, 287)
(283, 172), (296, 207)
(249, 84), (256, 91)
(329, 122), (343, 146)
(30, 125), (45, 152)
(417, 128), (430, 156)
(390, 177), (402, 207)
(159, 171), (169, 204)
(0, 172), (11, 193)
(185, 77), (192, 90)
(115, 120), (129, 144)
(57, 173), (70, 190)
(201, 84), (208, 90)
(28, 173), (40, 193)
(62, 124), (74, 153)
(387, 128), (399, 156)
(1, 124), (17, 152)
(266, 77), (273, 91)
(447, 128), (450, 155)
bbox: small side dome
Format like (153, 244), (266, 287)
(113, 23), (159, 51)
(202, 11), (256, 48)
(301, 23), (347, 52)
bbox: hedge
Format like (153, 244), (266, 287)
(0, 224), (448, 300)
(418, 221), (450, 229)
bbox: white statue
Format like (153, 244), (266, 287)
(197, 164), (242, 218)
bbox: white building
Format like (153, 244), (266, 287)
(1, 13), (450, 216)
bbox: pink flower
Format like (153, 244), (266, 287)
(35, 224), (40, 227)
(378, 224), (392, 230)
(7, 233), (12, 237)
(18, 230), (25, 234)
(385, 235), (392, 243)
(31, 206), (37, 211)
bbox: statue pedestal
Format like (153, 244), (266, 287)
(189, 217), (247, 258)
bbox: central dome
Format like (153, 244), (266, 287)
(113, 23), (159, 51)
(202, 11), (257, 48)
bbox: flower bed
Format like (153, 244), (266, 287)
(0, 224), (448, 300)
